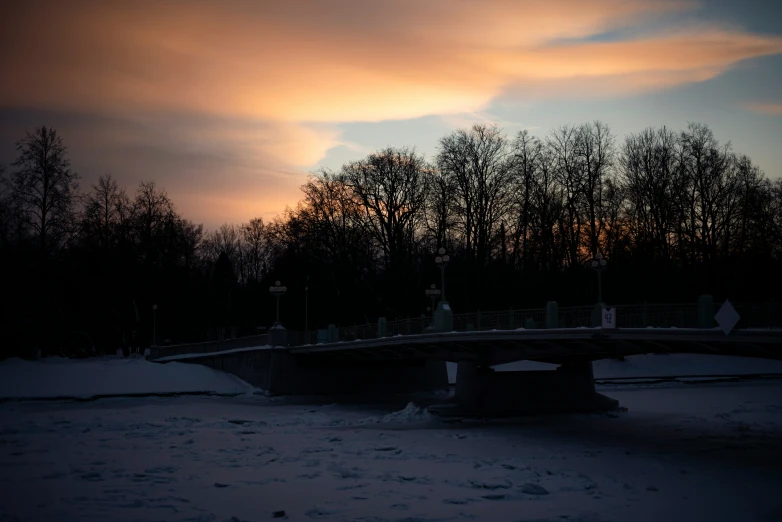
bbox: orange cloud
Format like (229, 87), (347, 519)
(744, 102), (782, 115)
(2, 0), (780, 227)
(3, 0), (778, 125)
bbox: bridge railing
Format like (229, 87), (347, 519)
(732, 302), (782, 329)
(152, 300), (781, 356)
(613, 303), (699, 328)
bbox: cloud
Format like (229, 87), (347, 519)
(3, 0), (779, 124)
(0, 108), (327, 230)
(743, 102), (782, 115)
(1, 0), (781, 226)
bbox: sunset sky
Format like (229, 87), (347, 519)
(1, 0), (781, 230)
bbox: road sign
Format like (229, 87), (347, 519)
(715, 300), (740, 335)
(602, 307), (616, 329)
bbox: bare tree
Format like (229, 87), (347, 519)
(575, 121), (614, 256)
(132, 180), (178, 267)
(241, 217), (272, 284)
(421, 161), (457, 255)
(438, 124), (514, 266)
(343, 147), (429, 272)
(9, 126), (80, 254)
(678, 123), (737, 265)
(82, 174), (131, 251)
(619, 126), (682, 261)
(548, 125), (584, 267)
(528, 145), (566, 271)
(508, 130), (544, 270)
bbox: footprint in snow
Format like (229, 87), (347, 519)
(467, 478), (512, 490)
(305, 507), (340, 519)
(520, 483), (549, 495)
(144, 466), (177, 474)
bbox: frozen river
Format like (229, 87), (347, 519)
(1, 379), (781, 522)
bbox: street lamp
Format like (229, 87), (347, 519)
(269, 280), (287, 326)
(425, 284), (441, 320)
(434, 248), (450, 302)
(305, 275), (309, 340)
(152, 304), (158, 346)
(590, 253), (608, 304)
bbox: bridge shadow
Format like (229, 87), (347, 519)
(431, 380), (782, 474)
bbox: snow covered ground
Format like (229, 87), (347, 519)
(1, 380), (781, 521)
(0, 354), (782, 521)
(0, 356), (253, 400)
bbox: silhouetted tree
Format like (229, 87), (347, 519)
(9, 126), (80, 255)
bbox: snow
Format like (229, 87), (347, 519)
(1, 379), (781, 521)
(0, 356), (254, 400)
(0, 354), (781, 520)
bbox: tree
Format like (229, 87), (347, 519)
(508, 130), (543, 270)
(574, 121), (614, 256)
(343, 147), (429, 272)
(9, 126), (80, 254)
(133, 180), (174, 263)
(438, 124), (514, 307)
(678, 123), (737, 266)
(548, 125), (584, 267)
(422, 165), (457, 252)
(82, 174), (131, 252)
(241, 217), (272, 285)
(619, 126), (682, 261)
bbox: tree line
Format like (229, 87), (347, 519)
(1, 123), (780, 357)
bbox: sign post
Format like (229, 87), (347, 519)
(602, 307), (616, 329)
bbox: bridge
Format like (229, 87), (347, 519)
(148, 299), (782, 415)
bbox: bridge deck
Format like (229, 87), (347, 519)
(288, 328), (782, 366)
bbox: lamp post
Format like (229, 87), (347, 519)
(425, 284), (441, 320)
(305, 275), (309, 340)
(152, 304), (158, 346)
(269, 280), (287, 326)
(434, 248), (450, 302)
(590, 253), (608, 304)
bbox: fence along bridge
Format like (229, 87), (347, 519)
(150, 300), (782, 415)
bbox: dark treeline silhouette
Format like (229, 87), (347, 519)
(1, 123), (781, 357)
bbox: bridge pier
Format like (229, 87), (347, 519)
(453, 359), (618, 416)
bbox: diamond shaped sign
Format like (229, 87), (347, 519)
(714, 300), (740, 335)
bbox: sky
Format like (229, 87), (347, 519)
(1, 0), (781, 231)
